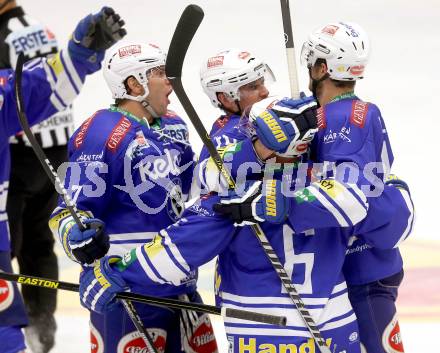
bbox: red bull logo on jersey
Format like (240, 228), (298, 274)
(234, 337), (333, 353)
(0, 279), (13, 312)
(117, 329), (166, 353)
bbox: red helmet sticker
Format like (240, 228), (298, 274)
(350, 65), (365, 76)
(118, 45), (142, 58)
(207, 56), (224, 68)
(322, 25), (339, 36)
(238, 51), (250, 60)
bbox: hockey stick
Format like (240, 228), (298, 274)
(13, 52), (158, 353)
(166, 4), (330, 352)
(0, 271), (286, 326)
(278, 2), (330, 351)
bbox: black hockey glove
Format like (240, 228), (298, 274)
(213, 180), (290, 226)
(68, 7), (126, 67)
(67, 218), (110, 265)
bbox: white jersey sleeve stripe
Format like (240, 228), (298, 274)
(393, 189), (415, 248)
(308, 184), (349, 226)
(135, 246), (166, 285)
(160, 230), (191, 273)
(61, 49), (83, 93)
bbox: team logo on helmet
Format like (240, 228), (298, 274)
(321, 25), (339, 36)
(117, 329), (166, 353)
(349, 65), (365, 76)
(238, 51), (250, 60)
(207, 56), (224, 68)
(0, 279), (14, 312)
(118, 45), (142, 58)
(90, 322), (104, 353)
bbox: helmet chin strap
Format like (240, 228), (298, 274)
(309, 67), (329, 107)
(141, 99), (159, 119)
(124, 90), (160, 119)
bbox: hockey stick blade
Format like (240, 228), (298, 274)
(166, 4), (204, 80)
(0, 272), (286, 326)
(14, 53), (158, 353)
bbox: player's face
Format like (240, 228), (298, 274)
(146, 66), (172, 116)
(238, 78), (269, 114)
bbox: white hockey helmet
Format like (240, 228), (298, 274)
(200, 48), (275, 108)
(300, 22), (370, 81)
(103, 42), (167, 102)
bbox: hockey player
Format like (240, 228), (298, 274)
(0, 5), (126, 353)
(0, 2), (73, 350)
(76, 49), (413, 352)
(76, 165), (413, 353)
(299, 21), (412, 353)
(194, 48), (317, 196)
(199, 28), (412, 352)
(49, 41), (218, 353)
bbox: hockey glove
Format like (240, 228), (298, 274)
(213, 180), (290, 226)
(385, 174), (410, 193)
(79, 256), (127, 314)
(68, 7), (126, 68)
(67, 218), (110, 265)
(250, 95), (318, 157)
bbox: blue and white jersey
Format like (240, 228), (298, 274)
(311, 97), (415, 284)
(0, 48), (97, 251)
(50, 108), (196, 297)
(116, 194), (371, 349)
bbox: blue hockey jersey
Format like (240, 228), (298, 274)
(109, 107), (413, 351)
(50, 107), (197, 297)
(0, 49), (98, 251)
(310, 97), (415, 284)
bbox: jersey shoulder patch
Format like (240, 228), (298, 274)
(350, 100), (370, 128)
(214, 115), (231, 130)
(317, 107), (326, 130)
